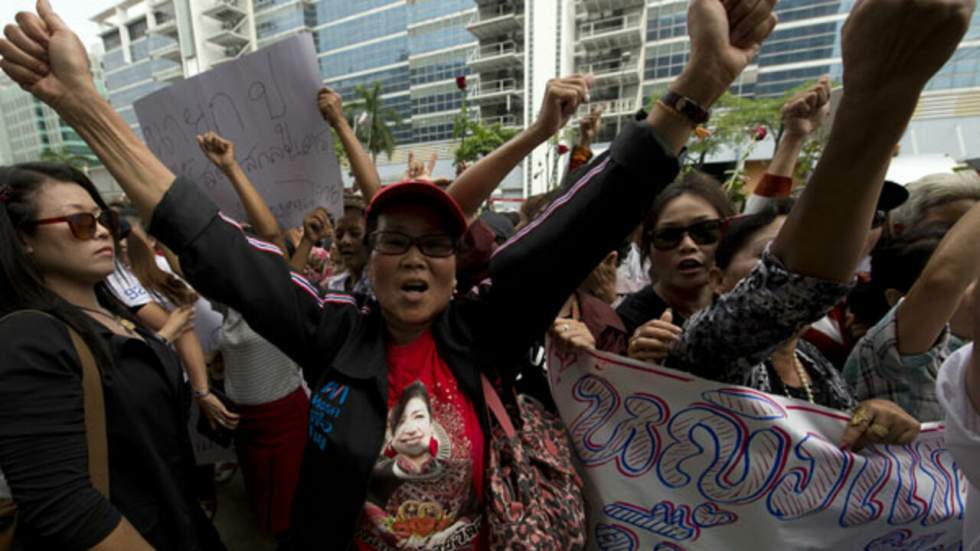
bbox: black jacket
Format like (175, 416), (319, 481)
(0, 313), (224, 550)
(149, 119), (680, 548)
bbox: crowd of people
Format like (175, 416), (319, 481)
(0, 0), (979, 548)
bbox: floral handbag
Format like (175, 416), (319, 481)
(480, 374), (587, 550)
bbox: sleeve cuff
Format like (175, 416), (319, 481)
(753, 174), (794, 198)
(760, 246), (854, 305)
(610, 119), (680, 178)
(148, 178), (220, 255)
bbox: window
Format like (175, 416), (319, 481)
(127, 17), (148, 41)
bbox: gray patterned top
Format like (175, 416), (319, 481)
(668, 249), (855, 410)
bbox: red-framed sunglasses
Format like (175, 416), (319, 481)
(30, 211), (120, 240)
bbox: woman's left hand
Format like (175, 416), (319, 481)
(841, 399), (921, 451)
(197, 393), (241, 431)
(550, 318), (596, 352)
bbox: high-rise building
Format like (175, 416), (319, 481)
(0, 54), (106, 181)
(85, 0), (980, 198)
(636, 0), (980, 159)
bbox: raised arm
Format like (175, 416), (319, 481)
(289, 207), (333, 273)
(897, 202), (980, 354)
(197, 131), (287, 253)
(0, 1), (360, 378)
(483, 0), (778, 360)
(318, 87), (381, 200)
(447, 75), (597, 221)
(0, 0), (173, 221)
(770, 0), (974, 283)
(743, 77), (830, 214)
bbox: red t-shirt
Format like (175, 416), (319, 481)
(354, 329), (485, 550)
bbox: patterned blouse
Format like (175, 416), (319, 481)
(668, 249), (855, 411)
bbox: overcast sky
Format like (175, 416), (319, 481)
(0, 0), (120, 51)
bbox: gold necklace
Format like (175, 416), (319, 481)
(773, 352), (816, 405)
(790, 354), (816, 405)
(78, 306), (137, 335)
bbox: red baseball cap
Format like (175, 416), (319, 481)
(365, 179), (468, 239)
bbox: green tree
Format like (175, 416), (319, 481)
(348, 83), (403, 162)
(452, 115), (519, 165)
(40, 145), (97, 172)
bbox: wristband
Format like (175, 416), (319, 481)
(193, 388), (211, 399)
(660, 91), (711, 125)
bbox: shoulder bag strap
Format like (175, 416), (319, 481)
(0, 310), (109, 496)
(65, 326), (110, 496)
(480, 374), (517, 440)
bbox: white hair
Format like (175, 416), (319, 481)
(889, 171), (980, 231)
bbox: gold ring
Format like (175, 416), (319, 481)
(869, 423), (889, 439)
(849, 406), (874, 427)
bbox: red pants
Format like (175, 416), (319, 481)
(233, 387), (309, 535)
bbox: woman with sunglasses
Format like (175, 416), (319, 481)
(617, 174), (734, 363)
(0, 163), (225, 549)
(0, 0), (790, 545)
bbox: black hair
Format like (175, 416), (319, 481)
(388, 381), (432, 432)
(870, 224), (947, 294)
(714, 198), (795, 271)
(641, 172), (736, 261)
(0, 162), (136, 374)
(849, 223), (948, 327)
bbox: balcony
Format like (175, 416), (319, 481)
(467, 41), (523, 73)
(482, 113), (521, 128)
(149, 17), (179, 38)
(578, 57), (641, 85)
(576, 0), (645, 13)
(154, 64), (183, 83)
(205, 20), (250, 48)
(577, 13), (643, 50)
(210, 43), (249, 65)
(150, 41), (181, 62)
(467, 5), (524, 40)
(470, 78), (522, 104)
(576, 97), (638, 119)
(203, 0), (248, 22)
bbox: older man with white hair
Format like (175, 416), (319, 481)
(890, 171), (980, 235)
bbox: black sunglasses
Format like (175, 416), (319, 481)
(650, 219), (723, 251)
(31, 210), (120, 240)
(367, 230), (457, 258)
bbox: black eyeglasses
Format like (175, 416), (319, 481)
(871, 210), (886, 229)
(31, 211), (120, 240)
(649, 219), (723, 251)
(367, 231), (457, 258)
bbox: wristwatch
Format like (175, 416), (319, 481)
(660, 91), (711, 125)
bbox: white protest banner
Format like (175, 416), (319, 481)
(134, 34), (341, 229)
(546, 343), (966, 550)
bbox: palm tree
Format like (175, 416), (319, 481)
(350, 83), (403, 162)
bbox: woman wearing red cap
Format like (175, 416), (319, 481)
(0, 0), (787, 547)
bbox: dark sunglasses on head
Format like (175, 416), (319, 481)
(650, 219), (723, 251)
(31, 210), (120, 240)
(367, 230), (456, 258)
(871, 209), (886, 229)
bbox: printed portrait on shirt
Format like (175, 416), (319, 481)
(357, 380), (481, 550)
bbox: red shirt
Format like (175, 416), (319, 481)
(355, 329), (485, 550)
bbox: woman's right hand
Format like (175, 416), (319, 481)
(196, 131), (236, 170)
(0, 0), (98, 113)
(158, 305), (195, 344)
(627, 309), (682, 363)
